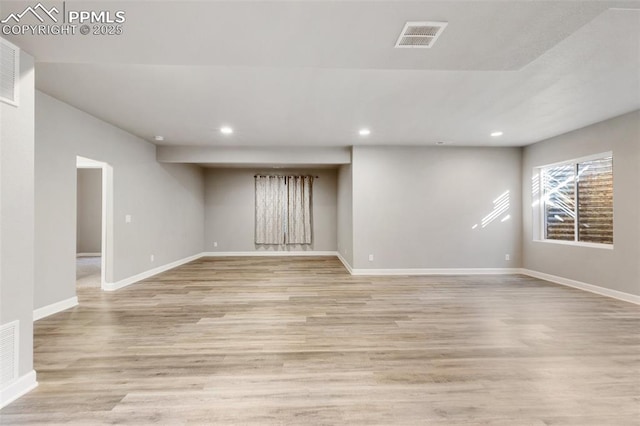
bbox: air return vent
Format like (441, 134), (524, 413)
(1, 38), (20, 106)
(395, 21), (448, 48)
(1, 321), (19, 384)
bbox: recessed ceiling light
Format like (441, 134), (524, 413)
(154, 135), (164, 142)
(491, 131), (503, 137)
(359, 128), (371, 136)
(220, 126), (233, 135)
(435, 141), (445, 145)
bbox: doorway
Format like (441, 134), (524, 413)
(76, 156), (112, 289)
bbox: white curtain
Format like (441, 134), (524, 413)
(255, 175), (313, 245)
(255, 176), (287, 244)
(286, 176), (313, 244)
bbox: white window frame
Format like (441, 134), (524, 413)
(532, 151), (613, 250)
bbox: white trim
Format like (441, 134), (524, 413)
(533, 239), (613, 250)
(76, 252), (101, 257)
(103, 253), (202, 291)
(76, 156), (103, 168)
(33, 296), (78, 321)
(336, 252), (353, 274)
(202, 251), (338, 257)
(349, 268), (521, 276)
(0, 370), (37, 409)
(101, 163), (113, 286)
(521, 269), (640, 305)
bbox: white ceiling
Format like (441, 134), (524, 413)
(4, 1), (640, 147)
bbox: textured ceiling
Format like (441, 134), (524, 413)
(3, 1), (640, 147)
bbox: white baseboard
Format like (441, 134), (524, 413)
(0, 370), (37, 409)
(202, 251), (339, 257)
(76, 253), (100, 257)
(33, 296), (78, 321)
(336, 252), (353, 274)
(349, 267), (521, 276)
(103, 252), (202, 291)
(521, 269), (640, 305)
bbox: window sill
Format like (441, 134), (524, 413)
(533, 239), (613, 250)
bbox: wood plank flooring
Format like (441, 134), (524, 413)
(2, 256), (639, 425)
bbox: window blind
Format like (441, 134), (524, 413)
(541, 155), (613, 245)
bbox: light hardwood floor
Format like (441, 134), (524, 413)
(2, 257), (639, 425)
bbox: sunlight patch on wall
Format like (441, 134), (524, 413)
(482, 190), (510, 228)
(472, 190), (510, 229)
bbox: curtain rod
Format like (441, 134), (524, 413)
(254, 174), (319, 178)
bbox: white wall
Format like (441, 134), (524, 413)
(337, 164), (353, 266)
(158, 146), (350, 166)
(35, 91), (205, 310)
(204, 168), (337, 252)
(0, 50), (35, 387)
(522, 111), (640, 296)
(76, 168), (102, 254)
(351, 146), (522, 270)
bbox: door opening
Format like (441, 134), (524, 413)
(76, 156), (113, 290)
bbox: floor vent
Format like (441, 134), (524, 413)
(395, 21), (448, 48)
(1, 38), (20, 106)
(0, 321), (19, 384)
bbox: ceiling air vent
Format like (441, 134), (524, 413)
(1, 38), (20, 106)
(395, 21), (448, 48)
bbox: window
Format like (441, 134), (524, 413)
(538, 153), (613, 246)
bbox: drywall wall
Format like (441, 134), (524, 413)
(337, 164), (353, 266)
(522, 110), (640, 296)
(76, 168), (102, 254)
(351, 146), (522, 270)
(204, 168), (337, 252)
(158, 146), (351, 166)
(35, 91), (205, 310)
(0, 50), (35, 384)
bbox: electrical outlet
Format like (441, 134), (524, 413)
(505, 254), (510, 261)
(125, 214), (132, 223)
(150, 254), (155, 262)
(368, 254), (374, 262)
(214, 242), (218, 248)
